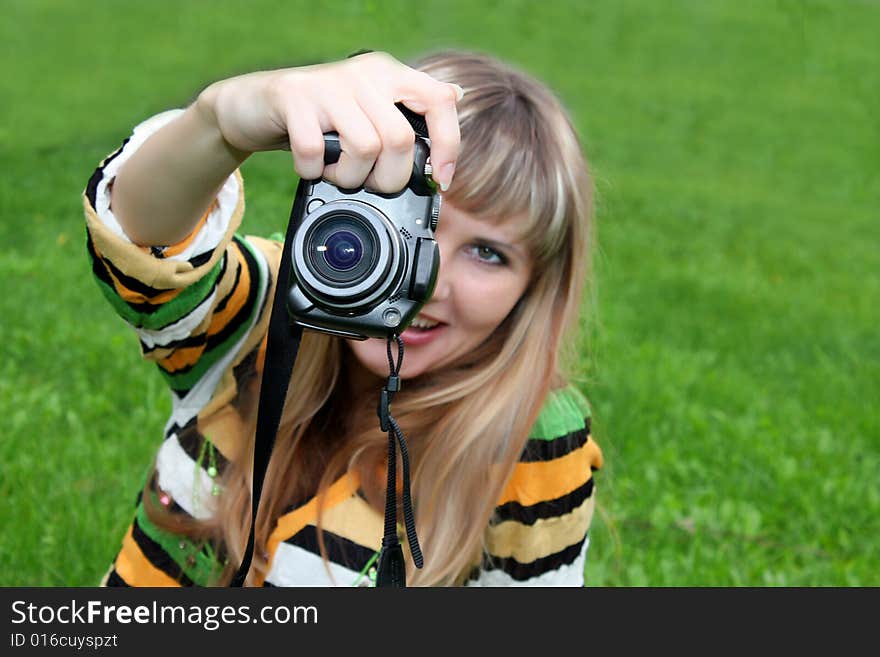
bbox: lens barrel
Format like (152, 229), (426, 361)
(292, 200), (402, 311)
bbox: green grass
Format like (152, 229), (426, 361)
(1, 0), (877, 586)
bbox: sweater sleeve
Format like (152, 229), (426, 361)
(465, 385), (603, 587)
(84, 112), (281, 587)
(82, 111), (275, 428)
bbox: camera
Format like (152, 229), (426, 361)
(286, 118), (441, 340)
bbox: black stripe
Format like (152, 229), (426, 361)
(84, 138), (129, 209)
(491, 477), (594, 526)
(520, 422), (591, 463)
(170, 386), (192, 401)
(202, 236), (260, 350)
(164, 415), (197, 441)
(189, 250), (213, 268)
(286, 525), (377, 572)
(85, 231), (119, 291)
(88, 232), (178, 301)
(483, 535), (586, 582)
(131, 517), (196, 586)
(175, 428), (231, 478)
(211, 252), (244, 316)
(226, 246), (272, 410)
(104, 569), (131, 587)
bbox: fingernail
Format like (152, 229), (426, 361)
(438, 162), (455, 191)
(451, 84), (465, 102)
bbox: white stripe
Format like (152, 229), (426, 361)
(134, 287), (218, 348)
(265, 541), (362, 587)
(465, 535), (589, 587)
(94, 108), (237, 260)
(163, 240), (269, 433)
(155, 433), (217, 520)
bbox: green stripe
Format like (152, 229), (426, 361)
(160, 237), (265, 390)
(91, 256), (224, 330)
(135, 498), (223, 586)
(528, 386), (592, 440)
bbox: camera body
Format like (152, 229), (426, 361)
(286, 131), (441, 340)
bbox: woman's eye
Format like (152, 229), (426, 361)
(467, 244), (506, 266)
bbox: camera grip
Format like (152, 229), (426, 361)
(321, 132), (432, 193)
(322, 132), (343, 166)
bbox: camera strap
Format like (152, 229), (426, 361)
(230, 199), (303, 588)
(375, 335), (423, 586)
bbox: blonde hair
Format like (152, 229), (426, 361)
(145, 49), (595, 586)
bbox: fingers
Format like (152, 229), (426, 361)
(356, 84), (416, 192)
(276, 52), (463, 191)
(286, 106), (325, 181)
(395, 70), (463, 191)
(422, 87), (462, 192)
(321, 100), (382, 189)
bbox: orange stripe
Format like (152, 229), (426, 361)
(261, 473), (360, 586)
(207, 244), (250, 337)
(92, 239), (182, 305)
(162, 203), (214, 258)
(116, 280), (180, 305)
(496, 440), (601, 507)
(114, 524), (182, 587)
(158, 343), (207, 373)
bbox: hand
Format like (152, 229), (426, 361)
(198, 51), (463, 192)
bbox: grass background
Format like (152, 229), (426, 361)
(1, 0), (877, 586)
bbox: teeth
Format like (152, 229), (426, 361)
(410, 316), (440, 329)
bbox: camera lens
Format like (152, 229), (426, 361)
(292, 198), (404, 312)
(306, 213), (378, 286)
(323, 230), (363, 271)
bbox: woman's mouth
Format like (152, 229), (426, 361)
(400, 316), (447, 346)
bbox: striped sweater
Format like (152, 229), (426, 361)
(83, 110), (603, 587)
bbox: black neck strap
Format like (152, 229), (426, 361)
(375, 335), (423, 587)
(229, 191), (303, 587)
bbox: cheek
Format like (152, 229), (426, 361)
(454, 273), (528, 334)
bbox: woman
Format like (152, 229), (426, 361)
(83, 50), (602, 586)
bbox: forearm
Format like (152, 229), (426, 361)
(110, 94), (249, 247)
(109, 52), (463, 246)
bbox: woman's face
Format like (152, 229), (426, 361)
(346, 198), (533, 380)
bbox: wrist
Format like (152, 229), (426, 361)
(193, 82), (251, 164)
